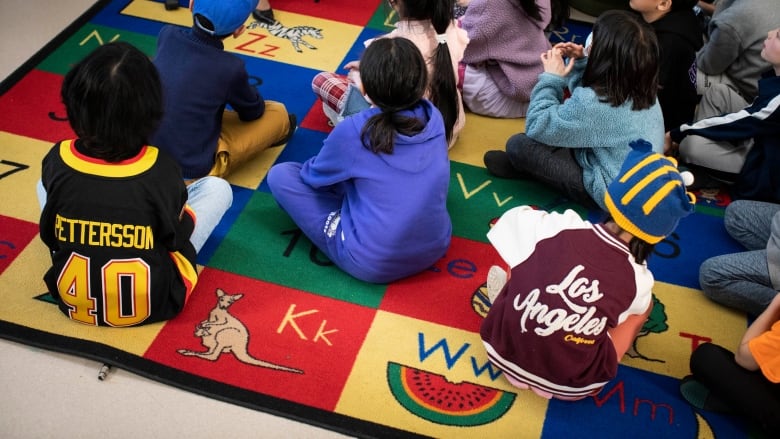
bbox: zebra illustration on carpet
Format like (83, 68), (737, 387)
(248, 19), (323, 53)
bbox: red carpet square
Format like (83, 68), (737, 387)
(381, 236), (502, 333)
(0, 215), (39, 276)
(144, 267), (377, 411)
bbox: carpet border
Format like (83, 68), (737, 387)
(0, 0), (113, 96)
(0, 320), (431, 439)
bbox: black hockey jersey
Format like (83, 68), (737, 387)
(40, 140), (198, 327)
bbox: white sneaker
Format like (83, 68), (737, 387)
(486, 265), (507, 304)
(322, 101), (342, 127)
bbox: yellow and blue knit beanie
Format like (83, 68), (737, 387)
(604, 140), (696, 244)
(193, 0), (258, 36)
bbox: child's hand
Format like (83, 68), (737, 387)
(344, 60), (360, 71)
(767, 292), (780, 320)
(540, 48), (574, 77)
(344, 61), (360, 84)
(553, 42), (585, 60)
(663, 132), (679, 157)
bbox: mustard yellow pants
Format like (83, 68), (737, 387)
(209, 101), (291, 178)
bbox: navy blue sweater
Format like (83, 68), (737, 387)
(151, 25), (265, 179)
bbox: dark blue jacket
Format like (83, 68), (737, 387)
(671, 70), (780, 203)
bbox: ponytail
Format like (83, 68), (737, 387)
(629, 237), (655, 264)
(361, 110), (425, 154)
(548, 0), (570, 31)
(514, 0), (570, 33)
(424, 0), (459, 143)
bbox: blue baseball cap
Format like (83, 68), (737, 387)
(193, 0), (258, 36)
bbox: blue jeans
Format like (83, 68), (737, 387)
(186, 176), (232, 252)
(699, 200), (779, 315)
(36, 176), (231, 253)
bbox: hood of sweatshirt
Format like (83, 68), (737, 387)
(365, 99), (448, 174)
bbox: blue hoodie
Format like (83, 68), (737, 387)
(298, 99), (452, 282)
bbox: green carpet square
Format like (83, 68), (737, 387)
(208, 191), (387, 308)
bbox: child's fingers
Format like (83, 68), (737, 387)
(563, 59), (576, 76)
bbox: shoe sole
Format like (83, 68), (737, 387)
(252, 9), (276, 25)
(271, 114), (297, 147)
(486, 265), (507, 304)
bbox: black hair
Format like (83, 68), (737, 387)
(516, 0), (544, 22)
(581, 10), (659, 111)
(548, 0), (571, 31)
(360, 37), (427, 154)
(512, 0), (571, 38)
(629, 237), (655, 264)
(61, 41), (162, 162)
(604, 217), (656, 264)
(394, 0), (459, 143)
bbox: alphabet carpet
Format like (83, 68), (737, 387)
(0, 1), (754, 437)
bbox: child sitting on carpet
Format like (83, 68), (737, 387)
(698, 200), (780, 316)
(267, 37), (452, 284)
(481, 141), (696, 400)
(311, 0), (468, 148)
(459, 0), (567, 118)
(38, 42), (228, 327)
(629, 0), (702, 130)
(483, 10), (664, 211)
(694, 0), (780, 102)
(680, 292), (780, 436)
(664, 26), (780, 201)
(151, 0), (296, 180)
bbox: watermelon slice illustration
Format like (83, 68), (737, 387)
(387, 361), (515, 426)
